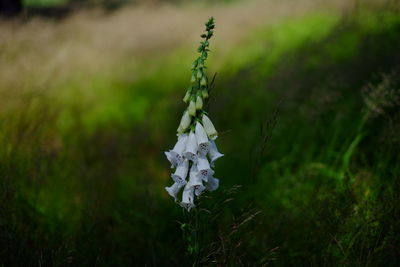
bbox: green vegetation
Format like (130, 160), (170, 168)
(23, 0), (69, 7)
(1, 2), (400, 266)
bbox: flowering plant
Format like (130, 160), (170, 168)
(165, 17), (223, 211)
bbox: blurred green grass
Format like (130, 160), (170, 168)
(1, 2), (400, 266)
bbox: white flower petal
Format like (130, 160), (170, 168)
(180, 183), (195, 211)
(208, 140), (224, 167)
(165, 182), (184, 201)
(206, 176), (219, 192)
(166, 134), (189, 167)
(164, 151), (175, 168)
(183, 131), (198, 162)
(171, 159), (189, 185)
(197, 155), (214, 181)
(195, 122), (210, 156)
(188, 165), (206, 196)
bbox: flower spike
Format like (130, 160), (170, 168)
(164, 17), (222, 210)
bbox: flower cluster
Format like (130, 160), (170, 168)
(164, 17), (223, 211)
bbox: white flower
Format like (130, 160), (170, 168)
(195, 122), (210, 156)
(208, 140), (224, 167)
(165, 133), (188, 167)
(183, 131), (198, 162)
(195, 95), (203, 110)
(165, 182), (184, 201)
(206, 176), (219, 192)
(178, 110), (191, 133)
(202, 114), (218, 140)
(197, 155), (214, 181)
(171, 159), (189, 185)
(188, 100), (196, 116)
(188, 165), (206, 196)
(180, 183), (195, 211)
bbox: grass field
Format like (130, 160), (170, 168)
(1, 0), (400, 265)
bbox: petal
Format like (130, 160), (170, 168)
(208, 140), (224, 166)
(195, 122), (210, 156)
(180, 184), (195, 211)
(206, 176), (219, 192)
(171, 159), (189, 185)
(183, 131), (198, 162)
(165, 182), (184, 201)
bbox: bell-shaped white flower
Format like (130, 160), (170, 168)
(188, 100), (196, 116)
(178, 110), (191, 133)
(171, 159), (189, 185)
(202, 114), (218, 140)
(164, 151), (175, 168)
(165, 182), (184, 201)
(195, 122), (210, 156)
(180, 183), (195, 211)
(208, 140), (224, 167)
(206, 176), (219, 192)
(188, 165), (206, 196)
(183, 131), (198, 162)
(197, 155), (214, 181)
(165, 133), (189, 167)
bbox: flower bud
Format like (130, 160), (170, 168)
(196, 70), (203, 79)
(178, 110), (191, 132)
(200, 76), (207, 86)
(202, 114), (218, 140)
(183, 91), (191, 103)
(195, 96), (203, 110)
(201, 89), (209, 98)
(190, 73), (196, 83)
(188, 100), (196, 116)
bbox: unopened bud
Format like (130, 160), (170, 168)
(188, 100), (196, 116)
(183, 91), (191, 103)
(202, 89), (209, 98)
(200, 76), (207, 86)
(197, 70), (203, 79)
(196, 96), (203, 110)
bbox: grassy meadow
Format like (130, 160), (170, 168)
(1, 0), (400, 265)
